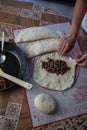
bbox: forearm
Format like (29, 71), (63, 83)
(69, 0), (87, 39)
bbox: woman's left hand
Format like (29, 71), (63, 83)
(76, 53), (87, 66)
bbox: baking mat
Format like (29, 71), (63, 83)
(13, 22), (87, 128)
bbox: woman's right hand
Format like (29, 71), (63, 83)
(57, 34), (76, 56)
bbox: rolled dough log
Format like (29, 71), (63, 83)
(26, 38), (60, 58)
(15, 26), (60, 43)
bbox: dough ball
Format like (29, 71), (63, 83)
(34, 93), (57, 114)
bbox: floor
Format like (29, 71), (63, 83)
(25, 0), (75, 19)
(0, 0), (75, 20)
(0, 0), (74, 28)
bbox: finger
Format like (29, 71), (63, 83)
(60, 39), (71, 55)
(57, 44), (65, 55)
(58, 39), (67, 55)
(75, 54), (82, 59)
(57, 44), (63, 54)
(76, 55), (86, 63)
(58, 43), (66, 55)
(57, 38), (65, 53)
(57, 37), (67, 50)
(78, 61), (87, 67)
(60, 44), (68, 55)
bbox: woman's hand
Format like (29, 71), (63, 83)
(57, 34), (76, 56)
(76, 53), (87, 67)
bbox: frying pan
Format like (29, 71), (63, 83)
(0, 41), (26, 91)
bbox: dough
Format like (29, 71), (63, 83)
(15, 26), (60, 43)
(33, 52), (77, 91)
(26, 38), (60, 58)
(34, 93), (57, 114)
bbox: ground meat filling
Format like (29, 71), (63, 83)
(41, 58), (70, 75)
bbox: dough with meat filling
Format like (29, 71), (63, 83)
(33, 52), (77, 91)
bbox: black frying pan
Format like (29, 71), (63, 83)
(0, 41), (26, 91)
